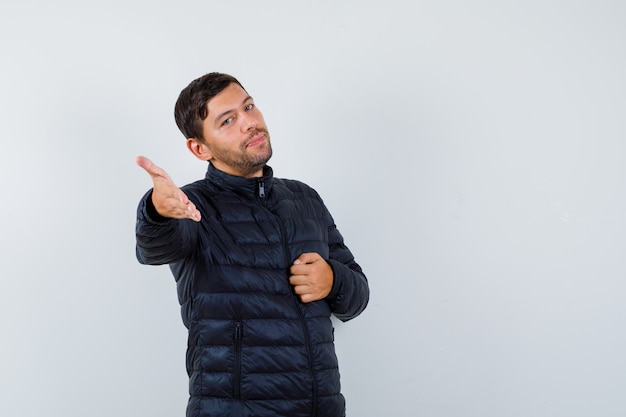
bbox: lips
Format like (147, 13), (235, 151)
(246, 133), (265, 147)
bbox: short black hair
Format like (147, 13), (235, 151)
(174, 72), (245, 140)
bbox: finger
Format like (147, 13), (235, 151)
(184, 198), (202, 222)
(293, 252), (322, 265)
(289, 274), (307, 286)
(178, 189), (191, 205)
(292, 286), (316, 303)
(292, 283), (306, 294)
(173, 190), (202, 222)
(290, 262), (313, 276)
(136, 155), (156, 172)
(136, 155), (173, 182)
(292, 284), (315, 301)
(299, 294), (315, 303)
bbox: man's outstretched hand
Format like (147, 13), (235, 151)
(136, 156), (201, 222)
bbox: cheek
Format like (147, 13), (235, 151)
(253, 110), (266, 125)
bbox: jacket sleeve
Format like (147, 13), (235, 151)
(324, 218), (370, 322)
(135, 189), (201, 265)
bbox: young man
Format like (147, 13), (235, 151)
(135, 72), (369, 417)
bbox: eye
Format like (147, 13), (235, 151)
(221, 117), (233, 126)
(245, 103), (254, 111)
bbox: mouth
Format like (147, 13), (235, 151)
(246, 132), (266, 148)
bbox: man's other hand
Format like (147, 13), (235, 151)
(289, 253), (334, 303)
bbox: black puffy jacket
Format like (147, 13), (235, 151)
(135, 164), (369, 417)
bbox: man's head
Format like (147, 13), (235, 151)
(174, 72), (244, 141)
(175, 72), (272, 178)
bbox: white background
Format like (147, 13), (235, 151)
(1, 1), (625, 416)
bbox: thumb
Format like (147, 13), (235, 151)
(293, 252), (321, 265)
(136, 155), (173, 182)
(135, 155), (155, 171)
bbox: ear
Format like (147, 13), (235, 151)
(186, 138), (213, 161)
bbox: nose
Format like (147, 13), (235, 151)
(241, 114), (257, 132)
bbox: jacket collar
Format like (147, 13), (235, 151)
(204, 163), (274, 199)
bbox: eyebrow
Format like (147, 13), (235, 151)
(213, 95), (253, 126)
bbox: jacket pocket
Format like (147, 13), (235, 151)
(233, 321), (243, 400)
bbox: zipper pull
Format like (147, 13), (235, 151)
(258, 180), (265, 198)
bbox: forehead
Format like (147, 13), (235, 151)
(206, 83), (249, 116)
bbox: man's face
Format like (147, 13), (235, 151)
(198, 82), (272, 178)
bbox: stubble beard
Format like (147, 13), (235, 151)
(213, 129), (273, 177)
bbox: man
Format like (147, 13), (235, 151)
(135, 72), (369, 417)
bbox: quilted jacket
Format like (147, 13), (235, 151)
(135, 163), (369, 417)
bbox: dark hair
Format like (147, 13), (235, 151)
(174, 72), (245, 140)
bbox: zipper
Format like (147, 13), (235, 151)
(255, 190), (317, 414)
(233, 321), (243, 400)
(258, 179), (265, 198)
(277, 218), (318, 416)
